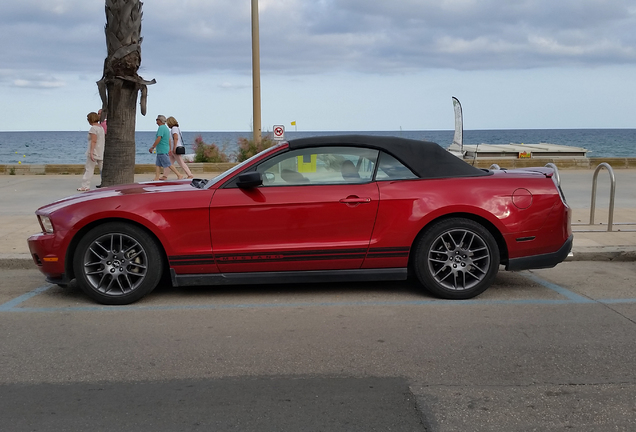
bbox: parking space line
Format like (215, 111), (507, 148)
(0, 285), (53, 312)
(522, 271), (596, 303)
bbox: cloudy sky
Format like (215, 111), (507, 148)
(1, 0), (635, 132)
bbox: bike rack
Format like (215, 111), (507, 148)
(541, 162), (634, 233)
(570, 162), (636, 232)
(589, 163), (616, 232)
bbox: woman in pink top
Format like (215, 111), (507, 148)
(98, 109), (107, 134)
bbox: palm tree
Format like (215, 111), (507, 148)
(97, 0), (155, 186)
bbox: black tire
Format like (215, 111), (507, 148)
(73, 222), (163, 305)
(414, 218), (500, 299)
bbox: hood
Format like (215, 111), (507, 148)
(36, 180), (194, 215)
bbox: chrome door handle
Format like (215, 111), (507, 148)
(339, 196), (371, 204)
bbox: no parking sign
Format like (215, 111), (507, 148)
(273, 125), (285, 141)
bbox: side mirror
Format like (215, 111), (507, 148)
(236, 172), (263, 189)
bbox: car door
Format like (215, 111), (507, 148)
(210, 146), (380, 273)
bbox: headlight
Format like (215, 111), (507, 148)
(38, 215), (54, 233)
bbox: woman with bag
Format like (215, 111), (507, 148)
(167, 116), (194, 179)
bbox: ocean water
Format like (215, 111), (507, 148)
(1, 129), (635, 165)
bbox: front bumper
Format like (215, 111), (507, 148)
(27, 233), (68, 282)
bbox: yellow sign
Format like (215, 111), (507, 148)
(518, 151), (532, 159)
(297, 154), (317, 172)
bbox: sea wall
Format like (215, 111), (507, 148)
(1, 158), (636, 175)
(0, 163), (236, 175)
(470, 157), (636, 170)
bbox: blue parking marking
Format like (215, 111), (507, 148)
(0, 285), (53, 312)
(521, 271), (596, 303)
(1, 274), (635, 313)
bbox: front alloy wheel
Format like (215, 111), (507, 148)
(73, 222), (163, 305)
(414, 218), (500, 299)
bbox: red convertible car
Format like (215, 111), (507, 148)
(28, 135), (572, 305)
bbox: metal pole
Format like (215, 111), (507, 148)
(251, 0), (262, 146)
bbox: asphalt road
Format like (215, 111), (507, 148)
(1, 261), (635, 431)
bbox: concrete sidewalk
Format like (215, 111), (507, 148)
(1, 169), (635, 269)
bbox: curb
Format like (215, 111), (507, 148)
(0, 254), (34, 269)
(3, 248), (636, 270)
(565, 246), (636, 262)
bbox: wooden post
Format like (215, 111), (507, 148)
(251, 0), (262, 146)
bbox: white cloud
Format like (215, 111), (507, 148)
(14, 78), (65, 89)
(1, 69), (66, 89)
(218, 82), (250, 90)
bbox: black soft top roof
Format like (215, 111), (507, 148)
(288, 135), (489, 179)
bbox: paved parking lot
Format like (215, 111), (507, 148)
(1, 261), (635, 431)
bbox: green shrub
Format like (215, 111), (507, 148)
(192, 136), (230, 163)
(236, 135), (276, 162)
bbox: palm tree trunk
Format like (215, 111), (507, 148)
(98, 0), (154, 187)
(101, 81), (138, 185)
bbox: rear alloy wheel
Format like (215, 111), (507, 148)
(414, 218), (500, 299)
(73, 222), (163, 305)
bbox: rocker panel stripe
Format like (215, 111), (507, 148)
(169, 247), (410, 266)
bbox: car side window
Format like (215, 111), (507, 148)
(257, 147), (379, 186)
(375, 151), (418, 181)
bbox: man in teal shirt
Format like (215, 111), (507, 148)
(149, 115), (182, 180)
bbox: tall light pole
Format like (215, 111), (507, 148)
(251, 0), (262, 145)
